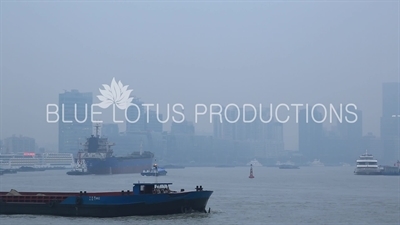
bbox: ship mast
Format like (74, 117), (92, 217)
(154, 161), (158, 184)
(95, 123), (101, 138)
(140, 140), (143, 155)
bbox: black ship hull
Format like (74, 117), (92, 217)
(0, 192), (212, 217)
(85, 156), (154, 175)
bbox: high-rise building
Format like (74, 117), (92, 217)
(324, 109), (364, 163)
(58, 89), (93, 154)
(171, 120), (195, 135)
(145, 110), (163, 133)
(337, 109), (363, 140)
(102, 124), (119, 138)
(126, 98), (145, 133)
(4, 135), (36, 153)
(380, 82), (400, 163)
(382, 82), (400, 117)
(212, 106), (284, 156)
(213, 107), (281, 140)
(298, 108), (324, 160)
(126, 98), (163, 133)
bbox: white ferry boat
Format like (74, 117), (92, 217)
(0, 152), (74, 169)
(41, 153), (75, 168)
(354, 150), (381, 175)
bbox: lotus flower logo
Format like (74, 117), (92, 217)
(97, 78), (133, 110)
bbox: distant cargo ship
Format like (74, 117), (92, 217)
(78, 125), (154, 175)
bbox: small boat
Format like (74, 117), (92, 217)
(141, 164), (167, 176)
(67, 159), (91, 176)
(0, 182), (213, 217)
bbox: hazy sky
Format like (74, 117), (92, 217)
(1, 1), (399, 150)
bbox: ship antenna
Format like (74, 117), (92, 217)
(154, 161), (158, 184)
(95, 123), (100, 138)
(140, 140), (143, 155)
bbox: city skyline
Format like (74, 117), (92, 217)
(2, 81), (398, 153)
(1, 2), (398, 151)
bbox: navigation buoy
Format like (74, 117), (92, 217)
(249, 164), (254, 178)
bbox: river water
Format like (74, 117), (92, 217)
(0, 166), (399, 225)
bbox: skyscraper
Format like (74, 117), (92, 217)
(126, 98), (145, 133)
(298, 108), (324, 160)
(171, 120), (195, 135)
(380, 82), (400, 163)
(58, 89), (93, 154)
(382, 82), (400, 117)
(102, 123), (119, 138)
(212, 106), (284, 153)
(4, 135), (36, 153)
(126, 98), (163, 133)
(337, 109), (363, 140)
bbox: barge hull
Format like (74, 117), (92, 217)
(0, 192), (212, 217)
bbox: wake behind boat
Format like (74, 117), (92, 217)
(0, 182), (212, 217)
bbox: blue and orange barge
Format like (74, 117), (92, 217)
(0, 182), (213, 217)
